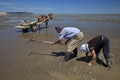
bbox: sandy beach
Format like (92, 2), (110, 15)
(0, 13), (120, 80)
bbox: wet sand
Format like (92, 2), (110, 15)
(0, 14), (120, 80)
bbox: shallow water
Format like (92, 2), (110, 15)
(0, 14), (120, 80)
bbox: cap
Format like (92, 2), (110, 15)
(55, 25), (63, 30)
(80, 43), (89, 53)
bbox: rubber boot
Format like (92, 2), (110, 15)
(72, 48), (78, 58)
(106, 59), (112, 69)
(61, 52), (71, 62)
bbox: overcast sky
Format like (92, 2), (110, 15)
(0, 0), (120, 14)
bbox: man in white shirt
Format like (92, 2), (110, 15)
(52, 26), (84, 62)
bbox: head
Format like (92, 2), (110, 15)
(48, 13), (53, 20)
(37, 15), (43, 22)
(80, 43), (89, 53)
(55, 25), (63, 33)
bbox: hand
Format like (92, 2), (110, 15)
(88, 62), (93, 66)
(51, 40), (61, 45)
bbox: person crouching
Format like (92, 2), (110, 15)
(80, 35), (112, 69)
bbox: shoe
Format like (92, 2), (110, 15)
(60, 53), (71, 62)
(106, 59), (112, 69)
(71, 53), (77, 58)
(51, 52), (59, 57)
(50, 53), (59, 57)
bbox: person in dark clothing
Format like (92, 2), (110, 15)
(80, 35), (112, 68)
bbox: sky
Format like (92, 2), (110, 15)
(0, 0), (120, 14)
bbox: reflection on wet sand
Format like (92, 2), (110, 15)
(20, 28), (53, 42)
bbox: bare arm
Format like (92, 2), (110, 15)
(52, 39), (62, 45)
(88, 50), (96, 66)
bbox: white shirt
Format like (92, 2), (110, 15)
(59, 27), (80, 40)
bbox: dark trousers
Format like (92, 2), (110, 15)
(65, 39), (78, 57)
(102, 36), (110, 59)
(63, 48), (78, 62)
(73, 48), (78, 57)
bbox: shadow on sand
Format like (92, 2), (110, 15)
(76, 56), (108, 67)
(28, 51), (65, 57)
(51, 52), (65, 57)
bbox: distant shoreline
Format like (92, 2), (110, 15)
(0, 11), (33, 16)
(0, 12), (7, 15)
(0, 11), (120, 15)
(0, 13), (120, 30)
